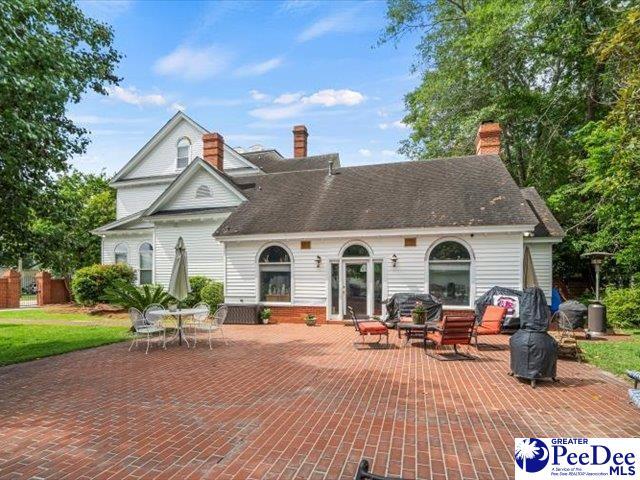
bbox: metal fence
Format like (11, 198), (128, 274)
(20, 270), (38, 307)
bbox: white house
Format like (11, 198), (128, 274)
(94, 112), (564, 323)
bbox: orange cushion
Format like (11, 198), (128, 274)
(477, 324), (500, 335)
(358, 321), (388, 335)
(482, 305), (507, 322)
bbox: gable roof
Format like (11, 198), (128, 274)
(111, 111), (208, 184)
(144, 157), (247, 216)
(215, 155), (539, 238)
(520, 187), (564, 238)
(91, 210), (150, 234)
(241, 151), (340, 173)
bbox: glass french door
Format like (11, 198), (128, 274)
(329, 260), (384, 320)
(345, 262), (368, 318)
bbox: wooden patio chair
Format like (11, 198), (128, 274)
(472, 305), (507, 349)
(348, 306), (390, 349)
(425, 314), (476, 360)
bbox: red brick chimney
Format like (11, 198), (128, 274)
(293, 125), (308, 158)
(475, 121), (501, 155)
(203, 132), (224, 170)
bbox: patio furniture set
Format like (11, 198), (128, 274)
(129, 303), (227, 353)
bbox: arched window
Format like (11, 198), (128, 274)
(342, 244), (369, 257)
(428, 240), (471, 306)
(114, 243), (128, 265)
(259, 245), (291, 302)
(139, 243), (153, 285)
(176, 137), (191, 169)
(195, 184), (212, 198)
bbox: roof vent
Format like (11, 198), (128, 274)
(328, 160), (335, 175)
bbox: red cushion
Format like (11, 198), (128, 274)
(477, 324), (500, 335)
(482, 305), (507, 322)
(358, 321), (388, 335)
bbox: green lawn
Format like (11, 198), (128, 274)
(580, 330), (640, 376)
(0, 308), (127, 326)
(0, 323), (129, 366)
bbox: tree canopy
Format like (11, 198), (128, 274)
(0, 0), (121, 258)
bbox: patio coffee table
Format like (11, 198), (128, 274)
(396, 320), (439, 347)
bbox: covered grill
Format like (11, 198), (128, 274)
(558, 300), (588, 330)
(509, 287), (558, 387)
(384, 293), (442, 327)
(475, 286), (523, 329)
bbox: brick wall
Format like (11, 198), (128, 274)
(269, 305), (326, 324)
(0, 270), (20, 309)
(36, 272), (71, 306)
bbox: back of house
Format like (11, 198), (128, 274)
(93, 112), (564, 323)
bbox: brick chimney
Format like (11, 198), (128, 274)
(203, 132), (224, 170)
(475, 121), (501, 155)
(292, 125), (308, 158)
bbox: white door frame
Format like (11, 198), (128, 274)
(328, 257), (383, 320)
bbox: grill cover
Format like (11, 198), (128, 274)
(475, 286), (523, 329)
(558, 300), (588, 329)
(384, 293), (442, 325)
(509, 288), (558, 380)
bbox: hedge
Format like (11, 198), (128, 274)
(71, 264), (135, 305)
(604, 285), (640, 329)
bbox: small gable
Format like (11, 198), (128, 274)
(148, 160), (246, 214)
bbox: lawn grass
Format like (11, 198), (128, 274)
(0, 323), (129, 366)
(580, 330), (640, 376)
(0, 308), (128, 327)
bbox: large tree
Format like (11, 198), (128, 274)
(380, 0), (622, 194)
(0, 0), (120, 262)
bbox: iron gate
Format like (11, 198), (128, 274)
(20, 270), (38, 307)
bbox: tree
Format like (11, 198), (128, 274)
(380, 0), (622, 194)
(0, 0), (120, 258)
(29, 171), (115, 278)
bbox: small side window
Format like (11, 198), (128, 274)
(177, 137), (191, 170)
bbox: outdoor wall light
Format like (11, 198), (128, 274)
(315, 255), (322, 268)
(391, 254), (398, 268)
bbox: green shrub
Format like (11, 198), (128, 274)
(604, 285), (640, 329)
(200, 281), (224, 311)
(104, 282), (172, 312)
(71, 264), (135, 305)
(180, 275), (213, 308)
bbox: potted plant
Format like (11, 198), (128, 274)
(411, 301), (427, 325)
(260, 308), (272, 325)
(304, 313), (317, 326)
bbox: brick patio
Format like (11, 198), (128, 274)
(1, 324), (638, 480)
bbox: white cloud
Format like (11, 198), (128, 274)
(154, 45), (231, 81)
(279, 0), (317, 13)
(358, 149), (372, 157)
(106, 86), (166, 107)
(379, 120), (409, 130)
(234, 57), (283, 77)
(250, 90), (270, 101)
(303, 89), (364, 107)
(249, 88), (365, 120)
(168, 102), (186, 112)
(382, 149), (399, 157)
(297, 9), (358, 42)
(274, 92), (304, 104)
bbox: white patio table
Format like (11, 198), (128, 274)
(147, 308), (208, 346)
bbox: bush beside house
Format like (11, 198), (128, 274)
(200, 281), (224, 311)
(71, 264), (135, 305)
(604, 285), (640, 329)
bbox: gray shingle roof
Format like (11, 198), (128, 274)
(520, 187), (565, 237)
(216, 155), (540, 237)
(241, 151), (340, 173)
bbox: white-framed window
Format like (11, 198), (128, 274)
(428, 240), (472, 306)
(176, 137), (191, 170)
(258, 245), (291, 303)
(195, 184), (212, 198)
(139, 243), (153, 285)
(114, 243), (128, 265)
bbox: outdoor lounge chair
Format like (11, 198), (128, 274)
(472, 305), (507, 349)
(425, 314), (476, 360)
(348, 306), (390, 348)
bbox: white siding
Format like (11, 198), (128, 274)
(162, 168), (244, 211)
(526, 242), (553, 302)
(102, 232), (153, 284)
(127, 121), (204, 178)
(116, 182), (170, 218)
(223, 233), (525, 307)
(154, 219), (227, 287)
(223, 146), (258, 170)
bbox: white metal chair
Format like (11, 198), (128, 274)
(188, 304), (228, 349)
(129, 307), (166, 354)
(185, 302), (210, 348)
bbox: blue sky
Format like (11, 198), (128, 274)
(73, 0), (421, 175)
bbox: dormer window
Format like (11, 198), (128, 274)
(176, 137), (191, 170)
(195, 184), (212, 198)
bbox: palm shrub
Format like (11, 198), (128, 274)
(105, 282), (173, 312)
(604, 286), (640, 329)
(200, 281), (224, 311)
(71, 264), (135, 305)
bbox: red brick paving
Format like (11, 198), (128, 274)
(1, 324), (638, 480)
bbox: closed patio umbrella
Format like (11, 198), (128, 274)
(169, 237), (191, 302)
(523, 245), (539, 288)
